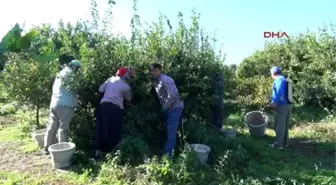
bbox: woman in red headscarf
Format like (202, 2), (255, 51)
(93, 67), (134, 159)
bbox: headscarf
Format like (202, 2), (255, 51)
(116, 67), (134, 79)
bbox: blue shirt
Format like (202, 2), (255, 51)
(271, 75), (288, 105)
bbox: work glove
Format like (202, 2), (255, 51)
(161, 107), (168, 112)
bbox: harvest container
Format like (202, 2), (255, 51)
(188, 144), (211, 165)
(221, 129), (237, 138)
(48, 142), (76, 169)
(32, 128), (47, 148)
(244, 111), (269, 137)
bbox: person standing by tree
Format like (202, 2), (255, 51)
(211, 72), (224, 130)
(268, 66), (292, 149)
(93, 67), (134, 159)
(44, 60), (81, 155)
(150, 63), (184, 157)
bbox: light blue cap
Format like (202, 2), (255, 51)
(69, 60), (81, 67)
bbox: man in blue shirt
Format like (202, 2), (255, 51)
(268, 66), (291, 149)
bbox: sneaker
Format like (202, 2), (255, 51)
(269, 143), (283, 150)
(44, 148), (50, 155)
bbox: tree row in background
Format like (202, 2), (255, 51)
(233, 27), (336, 113)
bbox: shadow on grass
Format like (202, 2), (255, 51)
(66, 151), (104, 180)
(291, 106), (332, 126)
(235, 131), (336, 171)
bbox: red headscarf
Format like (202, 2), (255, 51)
(116, 67), (134, 78)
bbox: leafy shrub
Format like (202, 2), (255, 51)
(14, 108), (48, 137)
(0, 81), (9, 103)
(234, 76), (272, 111)
(0, 102), (16, 116)
(40, 4), (226, 156)
(97, 149), (208, 185)
(2, 52), (57, 125)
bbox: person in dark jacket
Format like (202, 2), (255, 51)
(211, 72), (224, 130)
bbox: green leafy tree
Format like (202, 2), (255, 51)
(2, 25), (59, 126)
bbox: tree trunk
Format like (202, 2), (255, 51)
(36, 103), (40, 126)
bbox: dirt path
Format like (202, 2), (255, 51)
(0, 116), (15, 125)
(0, 140), (79, 185)
(0, 141), (52, 174)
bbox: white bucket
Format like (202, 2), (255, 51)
(48, 142), (76, 169)
(32, 128), (47, 148)
(188, 144), (211, 165)
(244, 111), (269, 137)
(221, 129), (237, 138)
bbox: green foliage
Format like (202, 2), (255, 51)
(11, 108), (47, 138)
(0, 80), (9, 103)
(0, 0), (335, 184)
(0, 24), (26, 53)
(39, 3), (225, 154)
(2, 54), (57, 123)
(0, 102), (16, 116)
(234, 76), (272, 110)
(0, 24), (60, 72)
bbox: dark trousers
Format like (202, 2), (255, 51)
(273, 104), (292, 147)
(93, 102), (124, 153)
(211, 103), (224, 130)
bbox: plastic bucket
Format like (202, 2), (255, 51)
(48, 142), (76, 169)
(244, 111), (269, 137)
(32, 128), (47, 148)
(221, 129), (237, 138)
(188, 144), (211, 165)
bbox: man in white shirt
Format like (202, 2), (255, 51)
(44, 60), (81, 155)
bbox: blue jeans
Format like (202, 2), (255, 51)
(163, 107), (183, 156)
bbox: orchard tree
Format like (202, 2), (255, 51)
(0, 23), (60, 72)
(2, 25), (60, 125)
(2, 55), (58, 125)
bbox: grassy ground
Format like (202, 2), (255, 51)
(0, 109), (335, 185)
